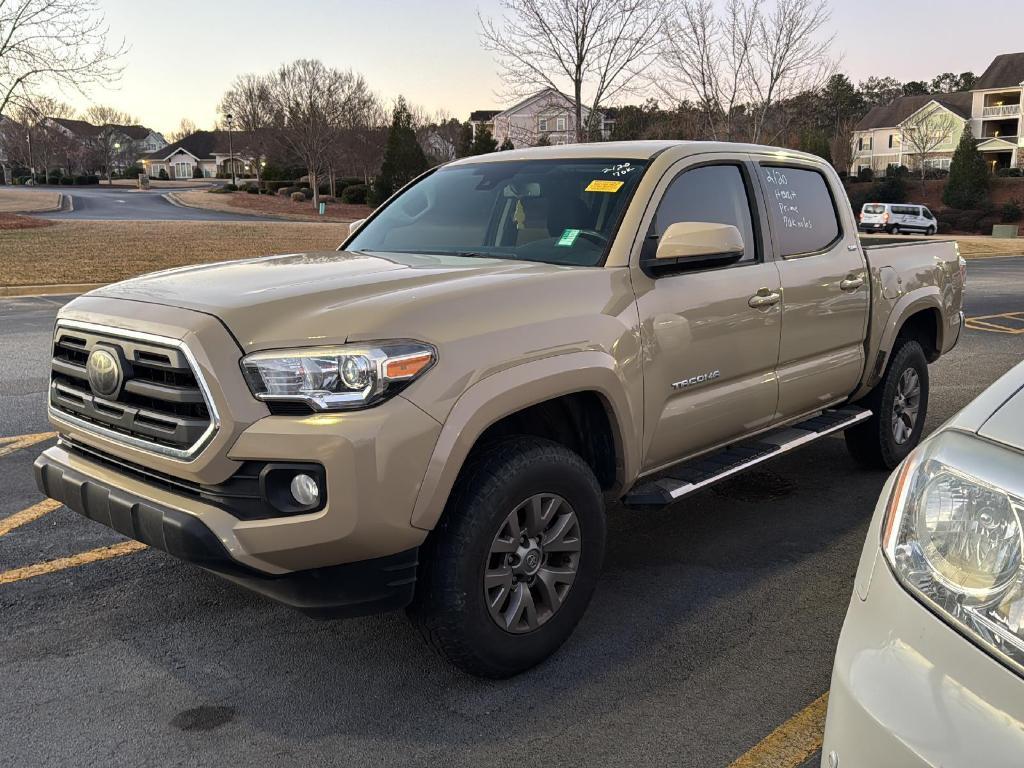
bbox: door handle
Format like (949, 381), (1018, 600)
(748, 289), (781, 309)
(840, 276), (864, 292)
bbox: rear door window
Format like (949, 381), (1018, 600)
(761, 166), (841, 257)
(862, 204), (885, 215)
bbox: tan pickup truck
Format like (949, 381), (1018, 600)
(35, 141), (965, 677)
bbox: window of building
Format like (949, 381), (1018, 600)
(538, 117), (548, 132)
(857, 137), (864, 151)
(888, 134), (894, 148)
(556, 116), (566, 132)
(647, 164), (757, 266)
(761, 166), (841, 257)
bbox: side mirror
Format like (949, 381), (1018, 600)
(348, 218), (366, 237)
(655, 222), (744, 262)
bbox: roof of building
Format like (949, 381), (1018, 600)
(469, 110), (500, 122)
(142, 130), (253, 161)
(50, 117), (158, 141)
(855, 91), (972, 130)
(975, 52), (1024, 90)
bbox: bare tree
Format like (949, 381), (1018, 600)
(220, 73), (274, 185)
(659, 0), (833, 143)
(479, 0), (666, 142)
(829, 114), (858, 176)
(268, 60), (370, 209)
(82, 104), (136, 183)
(168, 118), (198, 143)
(5, 94), (74, 175)
(900, 105), (960, 191)
(0, 0), (124, 117)
(747, 0), (834, 143)
(659, 0), (757, 140)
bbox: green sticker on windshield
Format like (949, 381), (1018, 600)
(557, 228), (581, 247)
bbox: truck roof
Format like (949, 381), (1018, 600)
(447, 140), (825, 165)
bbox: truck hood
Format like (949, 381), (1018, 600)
(87, 250), (600, 350)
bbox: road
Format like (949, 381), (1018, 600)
(16, 184), (277, 222)
(1, 258), (1022, 768)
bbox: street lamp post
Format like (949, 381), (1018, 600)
(225, 113), (236, 187)
(112, 142), (121, 185)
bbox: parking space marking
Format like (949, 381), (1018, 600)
(965, 312), (1024, 335)
(0, 540), (147, 585)
(0, 431), (56, 459)
(0, 499), (62, 537)
(728, 692), (828, 768)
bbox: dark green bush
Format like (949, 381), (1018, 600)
(290, 191), (306, 202)
(59, 177), (74, 186)
(73, 175), (89, 185)
(1001, 200), (1023, 223)
(158, 168), (169, 180)
(125, 165), (143, 179)
(857, 167), (874, 182)
(340, 183), (368, 204)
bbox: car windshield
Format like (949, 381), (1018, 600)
(347, 158), (649, 267)
(863, 204), (885, 214)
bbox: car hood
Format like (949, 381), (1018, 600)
(87, 250), (601, 350)
(941, 359), (1024, 453)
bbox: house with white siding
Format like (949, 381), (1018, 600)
(141, 131), (256, 179)
(851, 52), (1024, 176)
(469, 88), (613, 148)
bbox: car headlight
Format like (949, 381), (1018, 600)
(883, 430), (1024, 675)
(240, 342), (435, 411)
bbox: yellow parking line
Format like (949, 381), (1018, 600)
(0, 541), (147, 586)
(0, 499), (62, 537)
(728, 692), (829, 768)
(0, 431), (57, 459)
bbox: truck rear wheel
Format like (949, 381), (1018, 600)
(845, 340), (929, 470)
(408, 437), (606, 678)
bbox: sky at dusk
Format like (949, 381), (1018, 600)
(60, 0), (1024, 135)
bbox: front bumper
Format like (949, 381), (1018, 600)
(822, 538), (1024, 766)
(35, 446), (418, 618)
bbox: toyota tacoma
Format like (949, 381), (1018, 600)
(35, 141), (965, 677)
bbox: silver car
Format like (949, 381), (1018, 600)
(823, 360), (1024, 766)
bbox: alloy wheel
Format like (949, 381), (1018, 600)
(483, 493), (581, 634)
(892, 368), (921, 445)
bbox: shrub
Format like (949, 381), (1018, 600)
(944, 126), (990, 209)
(125, 165), (143, 179)
(340, 183), (368, 204)
(59, 177), (74, 186)
(290, 191), (306, 203)
(871, 173), (907, 204)
(299, 187), (313, 200)
(244, 183), (259, 194)
(954, 209), (988, 232)
(47, 175), (62, 185)
(277, 185), (299, 197)
(223, 183), (238, 192)
(73, 175), (89, 185)
(857, 167), (874, 182)
(924, 167), (949, 180)
(158, 168), (169, 180)
(995, 167), (1023, 178)
(1001, 200), (1023, 224)
(86, 174), (100, 185)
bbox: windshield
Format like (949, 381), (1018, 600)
(347, 158), (649, 267)
(862, 204), (885, 215)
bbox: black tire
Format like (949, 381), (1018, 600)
(889, 225), (901, 235)
(408, 436), (606, 678)
(926, 225), (936, 236)
(845, 340), (929, 470)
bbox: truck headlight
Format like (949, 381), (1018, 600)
(241, 342), (435, 411)
(883, 431), (1024, 675)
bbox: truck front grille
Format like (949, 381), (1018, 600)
(49, 321), (218, 459)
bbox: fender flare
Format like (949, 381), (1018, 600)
(409, 351), (640, 531)
(855, 286), (943, 399)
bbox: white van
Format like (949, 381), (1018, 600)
(859, 203), (937, 235)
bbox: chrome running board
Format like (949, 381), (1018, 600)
(622, 406), (872, 508)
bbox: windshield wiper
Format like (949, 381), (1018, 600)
(455, 251), (517, 260)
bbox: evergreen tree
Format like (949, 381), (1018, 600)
(468, 126), (498, 156)
(943, 126), (990, 210)
(798, 131), (832, 165)
(499, 136), (514, 151)
(456, 122), (474, 158)
(375, 96), (428, 201)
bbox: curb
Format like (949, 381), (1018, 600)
(0, 283), (105, 298)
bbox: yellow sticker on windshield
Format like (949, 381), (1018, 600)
(586, 179), (624, 193)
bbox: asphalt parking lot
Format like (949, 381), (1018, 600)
(1, 258), (1022, 768)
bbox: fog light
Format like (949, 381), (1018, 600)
(290, 473), (320, 506)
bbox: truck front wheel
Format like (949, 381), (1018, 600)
(409, 437), (606, 678)
(845, 340), (929, 470)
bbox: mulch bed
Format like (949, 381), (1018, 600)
(0, 214), (55, 231)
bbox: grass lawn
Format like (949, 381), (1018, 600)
(171, 190), (373, 222)
(1, 220), (345, 287)
(0, 189), (62, 213)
